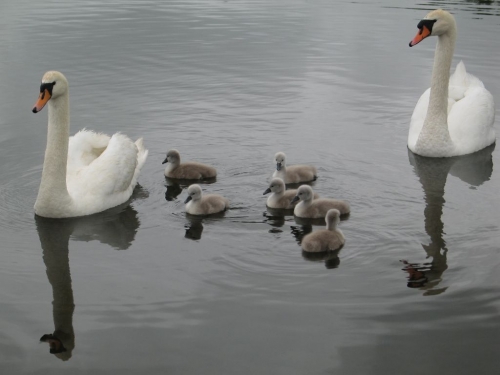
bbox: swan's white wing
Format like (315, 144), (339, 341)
(67, 129), (110, 172)
(67, 133), (138, 201)
(448, 85), (495, 154)
(449, 61), (484, 101)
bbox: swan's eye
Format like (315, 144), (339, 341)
(417, 19), (437, 34)
(40, 81), (56, 96)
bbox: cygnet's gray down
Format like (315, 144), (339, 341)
(301, 209), (345, 252)
(163, 149), (217, 179)
(291, 185), (350, 218)
(184, 184), (229, 215)
(272, 152), (317, 184)
(263, 178), (319, 209)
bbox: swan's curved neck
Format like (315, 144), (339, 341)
(417, 27), (457, 155)
(326, 220), (337, 231)
(428, 33), (455, 123)
(36, 93), (72, 213)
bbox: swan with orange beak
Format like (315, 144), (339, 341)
(32, 71), (148, 218)
(407, 9), (495, 157)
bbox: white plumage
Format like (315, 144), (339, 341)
(409, 9), (495, 157)
(33, 71), (148, 218)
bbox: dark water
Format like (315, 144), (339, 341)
(0, 0), (499, 373)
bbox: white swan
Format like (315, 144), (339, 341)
(408, 9), (495, 157)
(301, 209), (345, 253)
(292, 185), (350, 218)
(272, 152), (317, 184)
(184, 184), (229, 215)
(162, 149), (217, 179)
(32, 71), (148, 218)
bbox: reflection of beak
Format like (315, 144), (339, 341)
(276, 163), (282, 171)
(409, 25), (431, 47)
(263, 188), (271, 195)
(32, 89), (51, 113)
(184, 196), (192, 204)
(290, 196), (299, 204)
(162, 157), (168, 164)
(40, 333), (67, 354)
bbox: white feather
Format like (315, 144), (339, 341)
(409, 10), (495, 157)
(34, 71), (148, 218)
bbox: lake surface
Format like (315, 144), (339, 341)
(1, 0), (499, 373)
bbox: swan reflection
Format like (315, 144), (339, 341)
(36, 201), (141, 360)
(405, 144), (494, 295)
(37, 216), (75, 360)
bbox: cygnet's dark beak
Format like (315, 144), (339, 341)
(162, 157), (168, 164)
(184, 195), (192, 204)
(276, 163), (282, 171)
(290, 195), (300, 204)
(263, 188), (271, 195)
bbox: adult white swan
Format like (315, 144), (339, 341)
(408, 9), (495, 157)
(32, 71), (148, 218)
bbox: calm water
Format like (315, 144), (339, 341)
(0, 0), (499, 373)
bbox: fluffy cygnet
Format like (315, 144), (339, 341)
(272, 152), (317, 184)
(263, 178), (319, 209)
(292, 185), (350, 218)
(301, 209), (345, 252)
(184, 184), (229, 215)
(163, 149), (217, 179)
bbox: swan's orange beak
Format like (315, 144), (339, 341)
(32, 89), (51, 113)
(409, 25), (431, 47)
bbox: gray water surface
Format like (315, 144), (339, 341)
(0, 0), (499, 374)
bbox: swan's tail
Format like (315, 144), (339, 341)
(132, 138), (148, 185)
